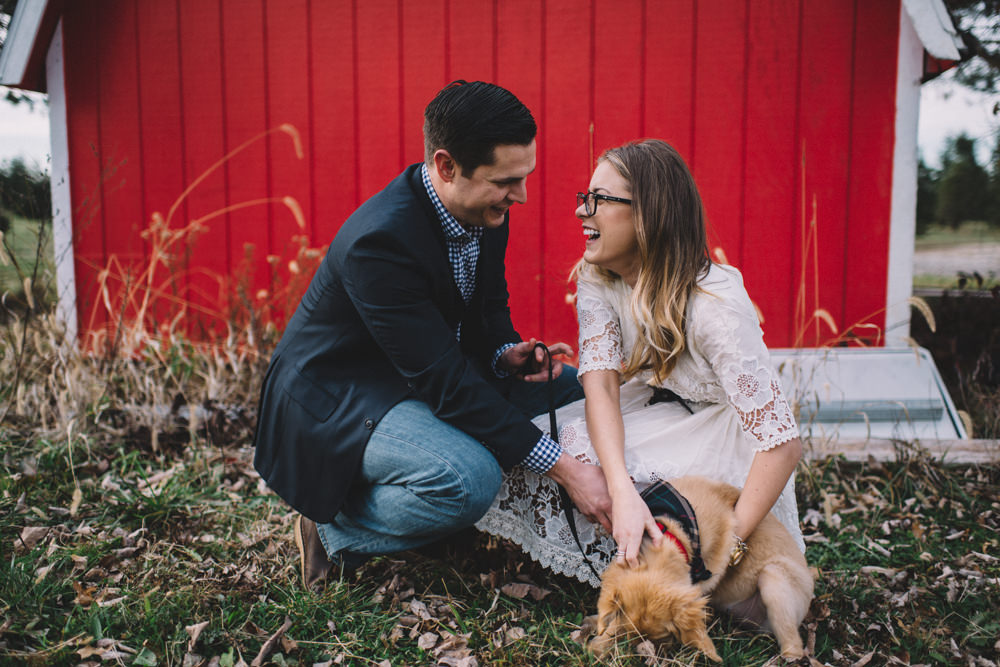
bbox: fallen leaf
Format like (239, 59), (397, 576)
(34, 564), (53, 584)
(70, 487), (83, 517)
(500, 583), (530, 599)
(17, 526), (49, 551)
(852, 650), (876, 666)
(437, 657), (478, 667)
(133, 647), (157, 666)
(409, 599), (432, 620)
(77, 645), (106, 659)
(97, 595), (126, 607)
(73, 581), (97, 607)
(500, 582), (550, 601)
(250, 616), (292, 667)
(505, 626), (526, 643)
(187, 620), (210, 652)
(417, 631), (438, 650)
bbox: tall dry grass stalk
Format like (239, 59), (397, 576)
(1, 124), (324, 448)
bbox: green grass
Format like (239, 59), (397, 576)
(912, 273), (1000, 290)
(0, 213), (55, 313)
(1, 205), (997, 665)
(915, 220), (1000, 249)
(2, 421), (998, 666)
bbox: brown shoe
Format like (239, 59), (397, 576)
(294, 514), (333, 591)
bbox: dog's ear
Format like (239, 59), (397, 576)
(672, 590), (721, 663)
(594, 589), (623, 635)
(590, 590), (624, 658)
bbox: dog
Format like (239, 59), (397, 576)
(587, 475), (814, 662)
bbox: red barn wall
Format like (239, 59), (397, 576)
(59, 0), (900, 350)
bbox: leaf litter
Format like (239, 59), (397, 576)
(2, 376), (1000, 665)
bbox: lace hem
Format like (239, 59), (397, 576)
(751, 426), (799, 453)
(475, 510), (606, 588)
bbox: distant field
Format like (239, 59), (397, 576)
(913, 221), (1000, 290)
(915, 220), (1000, 248)
(0, 214), (55, 307)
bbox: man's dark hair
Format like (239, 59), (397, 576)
(423, 80), (536, 174)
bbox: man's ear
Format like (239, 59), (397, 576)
(432, 149), (458, 183)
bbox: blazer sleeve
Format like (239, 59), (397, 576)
(340, 228), (542, 469)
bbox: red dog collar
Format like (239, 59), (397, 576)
(656, 520), (690, 564)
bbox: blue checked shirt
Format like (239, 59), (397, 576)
(421, 164), (562, 475)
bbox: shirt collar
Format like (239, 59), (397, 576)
(421, 163), (483, 242)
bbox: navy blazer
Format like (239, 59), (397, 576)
(253, 164), (544, 522)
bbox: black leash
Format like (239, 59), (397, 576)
(534, 342), (602, 581)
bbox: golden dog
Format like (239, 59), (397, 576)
(588, 476), (814, 662)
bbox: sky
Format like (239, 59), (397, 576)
(918, 72), (999, 168)
(1, 75), (999, 174)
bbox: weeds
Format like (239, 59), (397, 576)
(3, 417), (999, 666)
(2, 133), (999, 665)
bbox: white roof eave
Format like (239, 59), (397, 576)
(902, 0), (964, 61)
(0, 0), (51, 88)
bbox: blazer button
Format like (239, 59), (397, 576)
(364, 418), (374, 430)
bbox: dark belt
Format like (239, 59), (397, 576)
(647, 386), (694, 414)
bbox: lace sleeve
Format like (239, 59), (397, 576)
(576, 279), (624, 377)
(690, 284), (799, 451)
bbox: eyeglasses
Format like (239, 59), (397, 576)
(576, 191), (633, 217)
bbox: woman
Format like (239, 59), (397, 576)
(477, 139), (804, 587)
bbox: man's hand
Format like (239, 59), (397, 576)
(545, 453), (612, 534)
(499, 338), (574, 382)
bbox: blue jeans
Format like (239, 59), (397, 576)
(317, 367), (583, 562)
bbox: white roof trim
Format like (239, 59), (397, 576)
(902, 0), (964, 61)
(0, 0), (50, 87)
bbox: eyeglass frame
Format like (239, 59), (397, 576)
(576, 191), (633, 217)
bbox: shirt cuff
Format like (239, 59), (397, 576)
(491, 342), (518, 378)
(521, 433), (562, 475)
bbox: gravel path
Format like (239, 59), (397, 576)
(913, 242), (1000, 278)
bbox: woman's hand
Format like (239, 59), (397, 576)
(611, 486), (663, 568)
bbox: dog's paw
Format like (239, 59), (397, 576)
(570, 615), (599, 646)
(780, 646), (806, 661)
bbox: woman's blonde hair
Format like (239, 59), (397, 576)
(576, 139), (710, 383)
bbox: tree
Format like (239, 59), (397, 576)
(989, 133), (1000, 225)
(0, 0), (17, 52)
(936, 134), (991, 227)
(0, 158), (50, 220)
(916, 157), (940, 235)
(944, 0), (1000, 93)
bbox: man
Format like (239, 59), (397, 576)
(254, 81), (611, 589)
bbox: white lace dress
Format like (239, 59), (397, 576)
(476, 263), (804, 587)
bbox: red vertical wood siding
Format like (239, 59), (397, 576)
(497, 0), (543, 333)
(178, 0), (228, 332)
(59, 0), (902, 349)
(845, 0), (898, 343)
(541, 0), (593, 340)
(62, 2), (106, 337)
(692, 0), (748, 271)
(742, 0), (800, 345)
(800, 2), (854, 345)
(219, 0), (270, 291)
